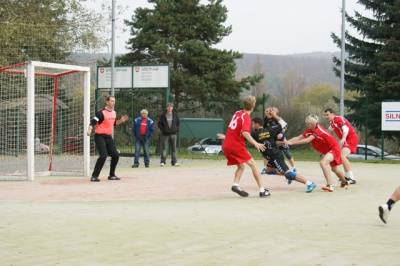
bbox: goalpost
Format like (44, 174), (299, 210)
(0, 61), (90, 181)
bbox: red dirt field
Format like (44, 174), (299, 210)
(0, 160), (322, 202)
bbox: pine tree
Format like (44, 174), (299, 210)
(120, 0), (261, 114)
(332, 0), (400, 139)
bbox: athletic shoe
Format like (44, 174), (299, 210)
(259, 188), (271, 198)
(340, 180), (349, 189)
(108, 175), (120, 181)
(378, 204), (390, 224)
(305, 182), (316, 193)
(261, 167), (267, 174)
(145, 164), (149, 168)
(231, 185), (249, 197)
(90, 176), (100, 182)
(160, 162), (165, 167)
(321, 185), (334, 192)
(345, 177), (357, 185)
(172, 162), (180, 166)
(132, 164), (139, 168)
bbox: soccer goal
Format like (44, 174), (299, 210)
(0, 61), (90, 181)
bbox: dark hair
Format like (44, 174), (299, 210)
(324, 108), (335, 113)
(105, 96), (115, 102)
(252, 117), (263, 126)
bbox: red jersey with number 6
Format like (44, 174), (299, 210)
(222, 110), (252, 165)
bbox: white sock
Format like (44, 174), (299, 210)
(306, 181), (312, 186)
(259, 187), (266, 193)
(233, 183), (240, 187)
(345, 171), (355, 179)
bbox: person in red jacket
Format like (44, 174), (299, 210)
(323, 108), (359, 184)
(217, 96), (270, 198)
(285, 115), (348, 192)
(87, 96), (128, 182)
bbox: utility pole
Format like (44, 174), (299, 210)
(340, 0), (346, 116)
(111, 0), (116, 96)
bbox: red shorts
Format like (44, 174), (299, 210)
(344, 134), (358, 154)
(327, 147), (342, 167)
(222, 145), (252, 166)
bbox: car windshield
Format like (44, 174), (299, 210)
(366, 146), (389, 156)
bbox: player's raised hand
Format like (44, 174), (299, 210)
(254, 142), (266, 152)
(121, 115), (129, 122)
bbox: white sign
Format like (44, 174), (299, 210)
(133, 66), (169, 88)
(98, 67), (132, 88)
(382, 102), (400, 131)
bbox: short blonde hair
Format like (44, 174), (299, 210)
(305, 114), (319, 124)
(243, 96), (256, 111)
(140, 109), (148, 115)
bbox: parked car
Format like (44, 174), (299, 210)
(348, 144), (400, 160)
(187, 138), (223, 155)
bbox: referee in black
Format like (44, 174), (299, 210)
(87, 96), (128, 182)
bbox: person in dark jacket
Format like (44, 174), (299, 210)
(132, 109), (154, 168)
(158, 103), (180, 166)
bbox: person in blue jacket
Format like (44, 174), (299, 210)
(132, 109), (154, 168)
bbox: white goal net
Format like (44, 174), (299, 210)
(0, 61), (90, 180)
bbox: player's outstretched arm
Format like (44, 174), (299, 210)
(243, 131), (266, 152)
(286, 135), (314, 146)
(116, 115), (129, 125)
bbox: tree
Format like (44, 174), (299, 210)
(0, 0), (107, 65)
(119, 0), (261, 113)
(278, 70), (306, 107)
(294, 84), (337, 111)
(250, 55), (267, 97)
(331, 0), (400, 139)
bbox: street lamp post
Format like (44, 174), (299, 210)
(111, 0), (116, 96)
(340, 0), (346, 116)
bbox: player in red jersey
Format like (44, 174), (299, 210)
(217, 96), (270, 198)
(323, 108), (358, 184)
(285, 115), (348, 192)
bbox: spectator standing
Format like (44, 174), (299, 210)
(158, 103), (180, 166)
(132, 109), (154, 168)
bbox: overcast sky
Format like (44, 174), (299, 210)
(85, 0), (366, 55)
